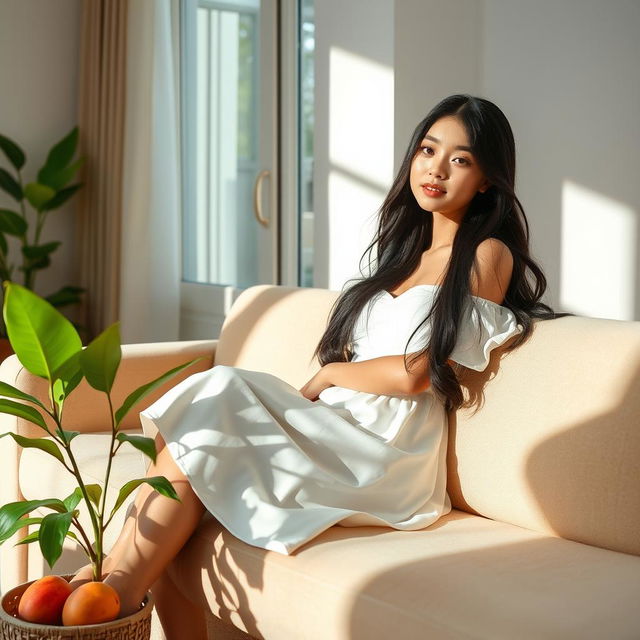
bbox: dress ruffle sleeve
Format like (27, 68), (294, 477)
(449, 297), (523, 371)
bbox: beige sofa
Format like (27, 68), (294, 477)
(2, 284), (640, 639)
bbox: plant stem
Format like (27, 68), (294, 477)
(96, 393), (118, 581)
(50, 385), (103, 579)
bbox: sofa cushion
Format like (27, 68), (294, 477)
(449, 314), (640, 557)
(19, 431), (148, 580)
(171, 509), (640, 640)
(214, 286), (640, 557)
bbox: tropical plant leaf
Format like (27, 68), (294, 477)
(24, 182), (55, 211)
(80, 322), (121, 394)
(22, 242), (61, 260)
(54, 350), (83, 397)
(54, 427), (80, 444)
(62, 488), (83, 512)
(0, 209), (27, 236)
(2, 282), (82, 382)
(41, 127), (79, 175)
(0, 380), (48, 412)
(116, 432), (157, 463)
(45, 285), (84, 309)
(0, 399), (47, 429)
(0, 499), (67, 542)
(39, 511), (73, 568)
(108, 476), (180, 522)
(85, 484), (102, 508)
(0, 134), (25, 171)
(41, 183), (83, 212)
(114, 358), (202, 428)
(0, 517), (41, 544)
(0, 432), (64, 463)
(0, 168), (22, 202)
(0, 231), (7, 256)
(39, 157), (84, 192)
(15, 530), (40, 546)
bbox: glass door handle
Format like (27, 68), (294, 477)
(253, 169), (270, 227)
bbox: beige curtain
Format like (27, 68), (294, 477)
(76, 0), (128, 340)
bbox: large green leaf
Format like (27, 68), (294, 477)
(0, 209), (27, 236)
(0, 380), (48, 412)
(0, 399), (47, 430)
(80, 322), (121, 394)
(114, 358), (202, 427)
(24, 182), (55, 211)
(116, 432), (157, 463)
(108, 476), (180, 522)
(2, 282), (82, 382)
(0, 168), (22, 202)
(0, 432), (64, 463)
(42, 183), (82, 211)
(39, 511), (73, 568)
(41, 127), (78, 175)
(0, 499), (66, 542)
(0, 134), (25, 171)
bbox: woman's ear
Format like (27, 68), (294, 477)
(478, 179), (491, 194)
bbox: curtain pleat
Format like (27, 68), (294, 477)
(76, 0), (128, 339)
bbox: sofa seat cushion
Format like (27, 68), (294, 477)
(18, 431), (148, 579)
(170, 509), (640, 640)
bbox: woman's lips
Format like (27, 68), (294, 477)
(422, 184), (446, 197)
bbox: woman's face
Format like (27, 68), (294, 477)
(409, 116), (490, 219)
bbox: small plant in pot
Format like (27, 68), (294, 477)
(0, 282), (199, 638)
(0, 127), (85, 356)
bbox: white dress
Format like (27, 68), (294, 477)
(139, 284), (523, 555)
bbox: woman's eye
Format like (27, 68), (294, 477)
(420, 146), (433, 155)
(454, 157), (470, 165)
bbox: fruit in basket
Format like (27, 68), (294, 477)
(17, 575), (73, 625)
(61, 580), (121, 626)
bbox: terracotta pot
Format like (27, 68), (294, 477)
(0, 339), (13, 363)
(0, 575), (154, 640)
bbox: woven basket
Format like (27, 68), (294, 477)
(0, 575), (154, 640)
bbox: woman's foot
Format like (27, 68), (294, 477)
(104, 570), (146, 618)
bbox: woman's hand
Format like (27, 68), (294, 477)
(299, 364), (335, 401)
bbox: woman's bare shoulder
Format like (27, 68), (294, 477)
(470, 238), (514, 304)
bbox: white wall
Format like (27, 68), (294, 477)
(0, 0), (81, 302)
(482, 0), (640, 320)
(313, 0), (395, 290)
(393, 0), (640, 320)
(394, 0), (483, 172)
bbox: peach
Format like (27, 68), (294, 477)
(62, 581), (120, 626)
(18, 575), (73, 625)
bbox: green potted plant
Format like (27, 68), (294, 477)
(0, 128), (85, 356)
(0, 282), (199, 639)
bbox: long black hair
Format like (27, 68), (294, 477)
(313, 93), (574, 412)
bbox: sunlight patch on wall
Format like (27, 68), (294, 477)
(561, 179), (637, 320)
(329, 46), (393, 189)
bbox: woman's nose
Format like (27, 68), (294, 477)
(427, 157), (447, 179)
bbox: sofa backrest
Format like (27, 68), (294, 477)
(216, 285), (640, 558)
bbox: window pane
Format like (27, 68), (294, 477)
(298, 0), (315, 287)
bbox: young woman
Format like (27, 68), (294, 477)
(71, 94), (568, 637)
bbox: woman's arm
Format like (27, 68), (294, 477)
(300, 353), (453, 401)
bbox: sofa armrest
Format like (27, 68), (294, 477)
(0, 339), (216, 591)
